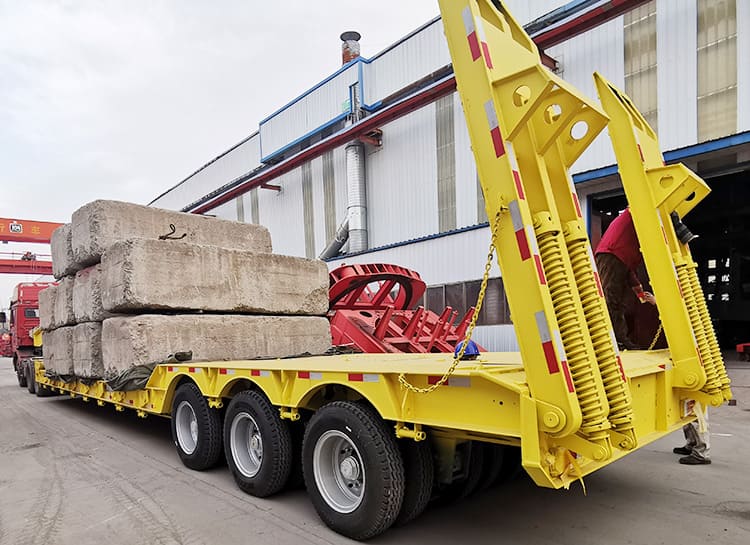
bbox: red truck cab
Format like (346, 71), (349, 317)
(9, 282), (53, 386)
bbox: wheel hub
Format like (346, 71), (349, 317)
(339, 456), (360, 481)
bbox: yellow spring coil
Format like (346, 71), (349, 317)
(685, 265), (732, 399)
(675, 264), (722, 397)
(567, 239), (635, 435)
(536, 230), (609, 439)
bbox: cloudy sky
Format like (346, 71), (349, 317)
(0, 0), (438, 307)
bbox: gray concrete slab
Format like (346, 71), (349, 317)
(72, 322), (103, 378)
(100, 238), (329, 315)
(38, 283), (57, 331)
(53, 276), (76, 329)
(73, 264), (112, 323)
(71, 200), (272, 267)
(51, 223), (79, 279)
(0, 358), (747, 545)
(42, 326), (74, 375)
(101, 314), (331, 376)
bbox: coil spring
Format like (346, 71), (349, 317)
(675, 264), (722, 397)
(568, 239), (635, 432)
(685, 266), (731, 398)
(537, 230), (609, 440)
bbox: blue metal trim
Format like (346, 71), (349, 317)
(572, 130), (750, 184)
(260, 112), (349, 163)
(323, 222), (490, 262)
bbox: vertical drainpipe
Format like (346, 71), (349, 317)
(341, 31), (368, 253)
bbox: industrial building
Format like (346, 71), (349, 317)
(150, 0), (749, 349)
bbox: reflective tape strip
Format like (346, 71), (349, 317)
(484, 100), (505, 157)
(219, 368), (236, 375)
(311, 372), (323, 380)
(509, 200), (531, 260)
(427, 376), (471, 387)
(348, 373), (379, 383)
(188, 367), (200, 374)
(535, 311), (558, 374)
(128, 399), (134, 405)
(462, 7), (481, 61)
(525, 226), (546, 285)
(572, 193), (583, 218)
(658, 362), (673, 371)
(250, 369), (270, 377)
(506, 142), (525, 199)
(588, 246), (604, 298)
(476, 18), (493, 68)
(167, 366), (174, 372)
(298, 371), (310, 379)
(554, 329), (575, 392)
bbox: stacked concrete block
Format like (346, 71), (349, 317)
(73, 264), (109, 322)
(102, 315), (331, 376)
(71, 200), (273, 267)
(39, 284), (57, 331)
(51, 223), (78, 279)
(72, 323), (104, 378)
(100, 239), (329, 315)
(42, 327), (75, 376)
(52, 276), (75, 329)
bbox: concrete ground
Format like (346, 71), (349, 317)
(0, 357), (748, 545)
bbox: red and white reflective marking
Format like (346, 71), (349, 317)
(348, 373), (379, 383)
(219, 368), (236, 375)
(250, 369), (271, 378)
(526, 225), (546, 285)
(506, 141), (525, 199)
(462, 7), (481, 61)
(188, 367), (200, 374)
(166, 366), (175, 372)
(658, 362), (674, 371)
(633, 130), (645, 162)
(476, 18), (493, 68)
(534, 311), (575, 392)
(509, 200), (530, 260)
(553, 329), (575, 393)
(572, 193), (583, 218)
(427, 376), (471, 387)
(297, 371), (323, 380)
(609, 330), (627, 382)
(484, 100), (505, 157)
(587, 245), (604, 298)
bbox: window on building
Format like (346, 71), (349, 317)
(624, 0), (657, 131)
(697, 0), (737, 140)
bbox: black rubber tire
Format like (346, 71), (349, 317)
(434, 441), (485, 503)
(395, 439), (434, 526)
(475, 443), (504, 493)
(224, 390), (292, 498)
(36, 382), (57, 397)
(16, 359), (27, 388)
(302, 402), (405, 540)
(170, 383), (223, 471)
(26, 361), (36, 394)
(496, 446), (522, 483)
(285, 419), (306, 490)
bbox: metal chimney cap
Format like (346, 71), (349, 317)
(340, 31), (361, 42)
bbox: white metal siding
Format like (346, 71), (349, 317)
(259, 64), (358, 160)
(363, 20), (450, 107)
(657, 0), (698, 150)
(256, 169), (306, 257)
(738, 0), (750, 132)
(548, 17), (625, 174)
(310, 156), (326, 256)
(209, 200), (237, 221)
(151, 134), (261, 210)
(453, 91), (480, 229)
(366, 105), (438, 248)
(506, 0), (568, 26)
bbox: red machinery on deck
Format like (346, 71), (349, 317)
(328, 263), (482, 353)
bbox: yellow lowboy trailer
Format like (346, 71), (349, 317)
(34, 0), (731, 540)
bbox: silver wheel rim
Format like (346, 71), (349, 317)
(231, 411), (263, 478)
(313, 430), (365, 513)
(175, 400), (198, 455)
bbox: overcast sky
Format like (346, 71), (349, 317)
(0, 0), (438, 307)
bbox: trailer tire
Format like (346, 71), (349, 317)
(395, 439), (433, 526)
(475, 443), (504, 493)
(434, 441), (485, 504)
(15, 359), (27, 388)
(496, 446), (522, 483)
(224, 390), (292, 498)
(26, 361), (36, 394)
(302, 401), (405, 540)
(171, 383), (222, 471)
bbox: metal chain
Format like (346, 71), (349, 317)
(647, 322), (663, 351)
(398, 211), (503, 394)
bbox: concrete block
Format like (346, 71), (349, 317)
(51, 224), (78, 279)
(100, 239), (329, 315)
(39, 284), (57, 331)
(72, 322), (103, 378)
(71, 200), (272, 267)
(42, 327), (74, 375)
(53, 276), (76, 328)
(73, 264), (111, 322)
(101, 314), (331, 376)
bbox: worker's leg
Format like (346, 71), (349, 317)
(595, 253), (636, 349)
(679, 410), (711, 465)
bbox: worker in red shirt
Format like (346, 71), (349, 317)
(594, 208), (656, 350)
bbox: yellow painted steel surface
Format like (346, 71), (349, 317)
(31, 0), (729, 493)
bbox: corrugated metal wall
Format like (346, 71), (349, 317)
(256, 169), (305, 257)
(151, 133), (261, 210)
(454, 91), (481, 229)
(737, 0), (750, 132)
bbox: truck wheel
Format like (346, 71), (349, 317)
(26, 361), (36, 394)
(434, 441), (485, 503)
(497, 445), (522, 482)
(15, 359), (27, 388)
(475, 443), (504, 493)
(395, 439), (434, 526)
(171, 383), (222, 471)
(302, 401), (405, 540)
(224, 390), (292, 498)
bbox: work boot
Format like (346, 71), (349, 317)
(679, 455), (711, 465)
(618, 340), (640, 351)
(673, 446), (692, 455)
